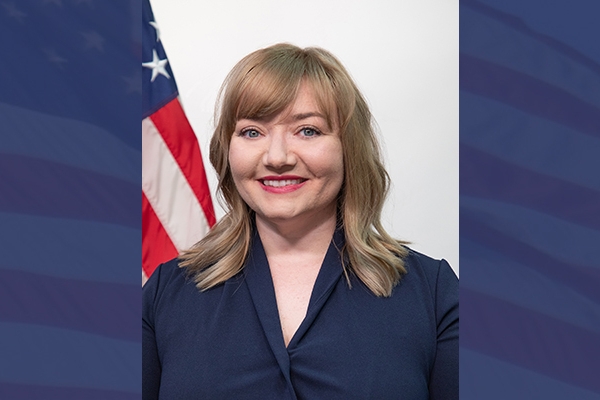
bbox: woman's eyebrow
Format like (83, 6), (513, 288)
(237, 112), (330, 128)
(236, 112), (323, 123)
(291, 112), (325, 121)
(290, 112), (334, 130)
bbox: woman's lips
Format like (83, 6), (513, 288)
(262, 179), (305, 187)
(259, 177), (307, 193)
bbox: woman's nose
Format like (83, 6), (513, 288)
(264, 133), (295, 169)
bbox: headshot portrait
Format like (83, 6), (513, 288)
(142, 0), (458, 398)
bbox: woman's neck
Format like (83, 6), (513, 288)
(255, 211), (337, 260)
(256, 210), (337, 347)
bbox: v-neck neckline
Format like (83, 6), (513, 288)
(243, 228), (344, 391)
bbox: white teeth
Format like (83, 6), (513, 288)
(262, 179), (303, 187)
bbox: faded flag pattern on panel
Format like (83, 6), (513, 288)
(0, 0), (141, 398)
(460, 0), (600, 398)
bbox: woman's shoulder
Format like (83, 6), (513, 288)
(400, 247), (458, 293)
(144, 257), (185, 289)
(142, 258), (196, 306)
(143, 257), (240, 309)
(392, 247), (458, 338)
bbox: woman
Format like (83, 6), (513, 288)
(143, 43), (458, 399)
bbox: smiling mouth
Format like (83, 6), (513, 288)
(261, 179), (306, 187)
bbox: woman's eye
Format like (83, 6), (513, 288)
(300, 127), (320, 137)
(241, 129), (260, 138)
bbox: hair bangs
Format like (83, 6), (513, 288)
(304, 71), (343, 133)
(228, 46), (346, 130)
(303, 49), (356, 133)
(233, 58), (304, 122)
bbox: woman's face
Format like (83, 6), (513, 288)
(228, 81), (344, 228)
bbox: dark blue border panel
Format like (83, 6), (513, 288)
(460, 0), (600, 398)
(0, 0), (141, 398)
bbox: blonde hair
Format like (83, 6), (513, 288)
(180, 43), (407, 297)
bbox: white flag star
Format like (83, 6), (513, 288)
(142, 49), (170, 82)
(149, 21), (161, 42)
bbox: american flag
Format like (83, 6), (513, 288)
(460, 0), (600, 398)
(142, 0), (216, 284)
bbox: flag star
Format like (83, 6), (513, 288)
(142, 49), (170, 82)
(149, 21), (161, 42)
(43, 48), (68, 69)
(2, 2), (26, 22)
(122, 72), (142, 94)
(81, 31), (104, 51)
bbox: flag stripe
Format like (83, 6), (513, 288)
(0, 212), (139, 284)
(461, 144), (600, 230)
(460, 196), (599, 268)
(0, 154), (138, 228)
(459, 8), (600, 109)
(461, 348), (600, 400)
(142, 117), (210, 251)
(0, 322), (139, 392)
(0, 102), (140, 185)
(460, 238), (600, 335)
(0, 382), (139, 400)
(149, 97), (216, 226)
(461, 0), (600, 77)
(142, 191), (178, 278)
(461, 211), (600, 303)
(461, 93), (600, 191)
(0, 269), (139, 342)
(460, 53), (600, 139)
(461, 288), (600, 394)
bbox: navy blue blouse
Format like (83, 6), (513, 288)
(143, 230), (458, 399)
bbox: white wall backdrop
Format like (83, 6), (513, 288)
(150, 0), (459, 275)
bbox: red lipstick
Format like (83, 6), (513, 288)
(259, 175), (307, 193)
